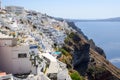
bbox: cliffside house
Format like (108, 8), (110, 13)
(0, 33), (31, 74)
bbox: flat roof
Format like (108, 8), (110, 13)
(41, 53), (57, 62)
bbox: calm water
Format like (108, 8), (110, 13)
(75, 22), (120, 68)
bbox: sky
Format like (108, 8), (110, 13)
(2, 0), (120, 19)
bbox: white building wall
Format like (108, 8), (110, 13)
(12, 46), (31, 74)
(46, 62), (59, 74)
(0, 47), (13, 73)
(41, 53), (60, 74)
(0, 45), (31, 74)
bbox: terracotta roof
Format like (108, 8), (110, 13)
(0, 72), (6, 76)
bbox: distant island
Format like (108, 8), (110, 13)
(66, 17), (120, 22)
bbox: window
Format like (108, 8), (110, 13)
(18, 53), (27, 58)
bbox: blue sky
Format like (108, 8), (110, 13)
(2, 0), (120, 19)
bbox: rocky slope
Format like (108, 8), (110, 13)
(67, 21), (106, 58)
(57, 20), (120, 80)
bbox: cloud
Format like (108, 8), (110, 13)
(109, 58), (120, 63)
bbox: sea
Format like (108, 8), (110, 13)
(75, 22), (120, 68)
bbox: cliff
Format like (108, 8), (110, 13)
(58, 21), (120, 80)
(67, 21), (106, 58)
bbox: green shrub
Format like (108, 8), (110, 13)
(64, 37), (69, 43)
(70, 71), (84, 80)
(69, 32), (75, 38)
(59, 48), (69, 56)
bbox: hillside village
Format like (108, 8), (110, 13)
(0, 5), (120, 80)
(0, 6), (74, 80)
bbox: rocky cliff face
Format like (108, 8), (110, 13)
(63, 32), (90, 76)
(67, 21), (106, 58)
(59, 21), (120, 80)
(88, 39), (106, 58)
(67, 21), (88, 40)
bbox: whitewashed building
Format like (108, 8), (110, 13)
(39, 53), (72, 80)
(0, 34), (31, 74)
(5, 6), (25, 14)
(41, 53), (59, 74)
(29, 44), (39, 55)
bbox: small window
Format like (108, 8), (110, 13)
(18, 53), (27, 58)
